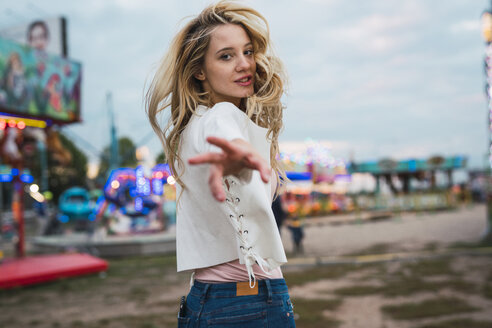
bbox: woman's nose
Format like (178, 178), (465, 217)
(236, 54), (251, 71)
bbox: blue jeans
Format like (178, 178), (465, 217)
(178, 278), (296, 327)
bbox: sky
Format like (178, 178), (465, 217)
(0, 0), (490, 172)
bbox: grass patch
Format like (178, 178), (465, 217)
(56, 313), (178, 328)
(339, 277), (430, 298)
(382, 278), (438, 297)
(399, 258), (456, 277)
(28, 319), (43, 326)
(333, 278), (476, 298)
(70, 320), (84, 327)
(298, 316), (340, 328)
(149, 299), (180, 308)
(384, 277), (475, 297)
(436, 279), (476, 293)
(128, 286), (150, 301)
(291, 298), (342, 328)
(0, 271), (108, 304)
(284, 263), (379, 287)
(381, 297), (478, 320)
(284, 265), (354, 287)
(448, 241), (492, 249)
(415, 318), (492, 328)
(106, 255), (177, 278)
(483, 283), (492, 299)
(344, 243), (394, 256)
(334, 285), (381, 296)
(0, 292), (52, 307)
(423, 242), (439, 252)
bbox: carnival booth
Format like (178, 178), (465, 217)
(92, 164), (175, 236)
(280, 139), (353, 218)
(347, 155), (468, 211)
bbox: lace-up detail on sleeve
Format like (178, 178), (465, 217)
(223, 176), (274, 288)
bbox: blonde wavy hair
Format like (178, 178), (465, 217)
(146, 0), (287, 193)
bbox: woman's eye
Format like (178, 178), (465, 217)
(220, 53), (232, 60)
(245, 49), (254, 56)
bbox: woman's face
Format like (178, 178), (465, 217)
(29, 25), (49, 51)
(197, 24), (256, 107)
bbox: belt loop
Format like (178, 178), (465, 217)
(196, 284), (211, 325)
(200, 284), (211, 304)
(265, 279), (272, 304)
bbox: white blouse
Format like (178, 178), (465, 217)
(175, 102), (287, 286)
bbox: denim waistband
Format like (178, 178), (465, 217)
(191, 278), (288, 299)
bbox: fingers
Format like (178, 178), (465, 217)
(243, 154), (271, 183)
(189, 136), (271, 188)
(209, 165), (225, 202)
(205, 136), (237, 154)
(188, 152), (225, 165)
(187, 136), (236, 165)
(259, 165), (272, 183)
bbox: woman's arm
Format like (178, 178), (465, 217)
(188, 136), (271, 202)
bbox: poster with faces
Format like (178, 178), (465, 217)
(0, 16), (67, 56)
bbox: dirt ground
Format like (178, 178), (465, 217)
(281, 204), (488, 256)
(286, 255), (492, 328)
(1, 205), (491, 328)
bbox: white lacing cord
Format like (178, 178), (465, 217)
(224, 177), (273, 288)
(240, 247), (273, 288)
(189, 271), (195, 288)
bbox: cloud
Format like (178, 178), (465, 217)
(451, 19), (480, 33)
(317, 3), (427, 55)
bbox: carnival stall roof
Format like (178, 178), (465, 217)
(348, 155), (467, 174)
(347, 155), (467, 194)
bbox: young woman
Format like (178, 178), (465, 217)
(146, 1), (295, 327)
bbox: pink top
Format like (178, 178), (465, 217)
(195, 259), (283, 283)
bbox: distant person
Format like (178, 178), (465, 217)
(27, 20), (50, 52)
(287, 195), (308, 254)
(287, 216), (304, 254)
(272, 194), (287, 234)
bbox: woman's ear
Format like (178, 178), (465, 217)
(194, 70), (206, 81)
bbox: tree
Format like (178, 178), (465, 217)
(97, 136), (137, 181)
(49, 132), (88, 203)
(0, 129), (88, 205)
(155, 151), (166, 164)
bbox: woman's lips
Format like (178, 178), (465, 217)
(235, 75), (253, 86)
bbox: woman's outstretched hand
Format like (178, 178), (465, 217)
(188, 136), (271, 202)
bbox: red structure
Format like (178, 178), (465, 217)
(0, 253), (108, 289)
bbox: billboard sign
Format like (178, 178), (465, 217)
(0, 17), (67, 56)
(0, 37), (81, 124)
